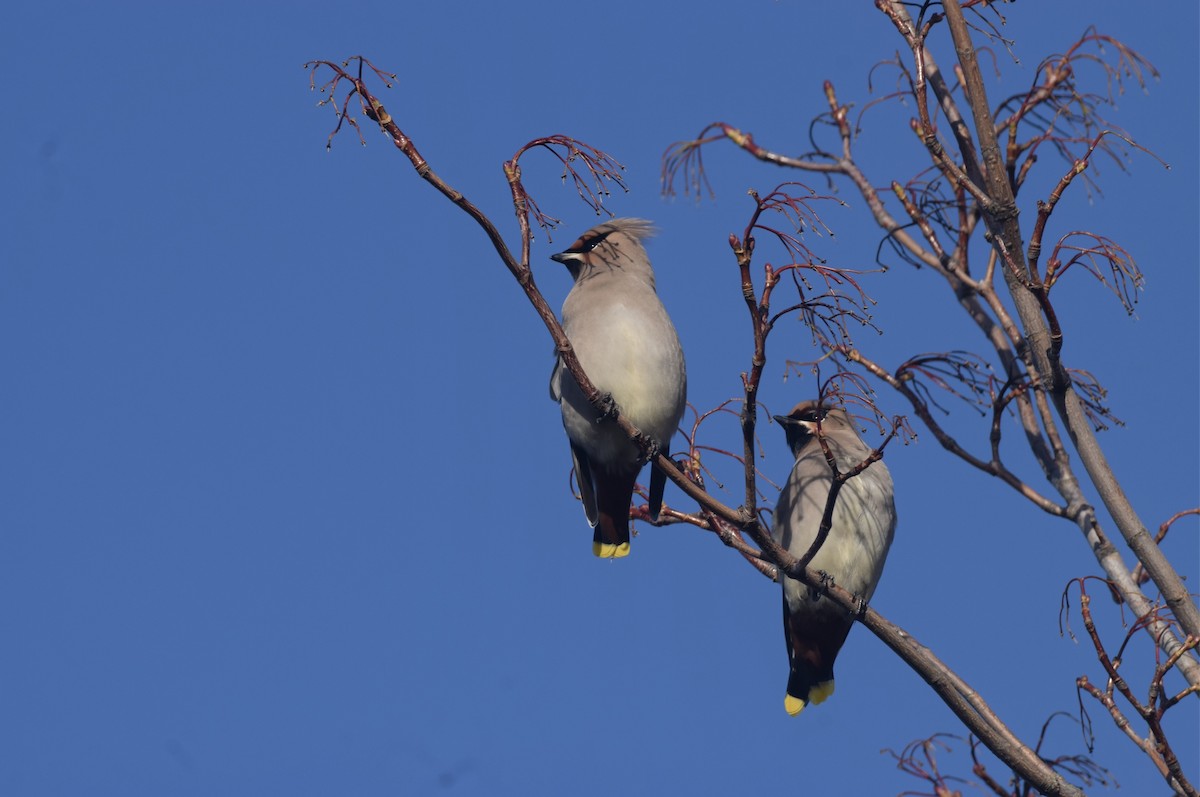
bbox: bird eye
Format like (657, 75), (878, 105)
(579, 232), (611, 253)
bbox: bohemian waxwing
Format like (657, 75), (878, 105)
(549, 219), (687, 558)
(772, 400), (896, 714)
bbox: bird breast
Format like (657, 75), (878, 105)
(777, 457), (895, 605)
(558, 293), (686, 448)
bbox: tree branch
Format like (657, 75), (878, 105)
(936, 0), (1200, 651)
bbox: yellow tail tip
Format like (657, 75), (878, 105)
(593, 541), (631, 558)
(809, 680), (835, 705)
(785, 680), (835, 715)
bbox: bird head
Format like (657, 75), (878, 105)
(773, 400), (854, 457)
(550, 218), (658, 287)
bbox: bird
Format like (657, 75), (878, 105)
(771, 400), (896, 715)
(549, 218), (687, 558)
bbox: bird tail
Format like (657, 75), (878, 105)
(782, 596), (852, 715)
(784, 669), (836, 716)
(592, 468), (638, 558)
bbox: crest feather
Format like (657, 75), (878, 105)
(590, 217), (657, 243)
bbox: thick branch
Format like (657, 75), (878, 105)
(936, 0), (1200, 649)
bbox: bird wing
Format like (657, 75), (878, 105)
(647, 462), (667, 522)
(549, 358), (561, 402)
(569, 443), (598, 527)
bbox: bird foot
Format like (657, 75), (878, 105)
(634, 433), (661, 463)
(595, 392), (619, 422)
(807, 570), (835, 602)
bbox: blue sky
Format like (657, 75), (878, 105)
(3, 2), (1196, 795)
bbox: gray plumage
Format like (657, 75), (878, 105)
(772, 400), (896, 715)
(549, 218), (687, 558)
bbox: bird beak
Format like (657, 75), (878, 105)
(775, 414), (818, 434)
(550, 252), (576, 264)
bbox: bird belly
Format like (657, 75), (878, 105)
(560, 303), (686, 454)
(780, 471), (894, 610)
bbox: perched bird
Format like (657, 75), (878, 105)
(549, 218), (687, 558)
(771, 400), (896, 715)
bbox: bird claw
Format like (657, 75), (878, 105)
(635, 433), (661, 463)
(807, 570), (835, 602)
(595, 392), (619, 422)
